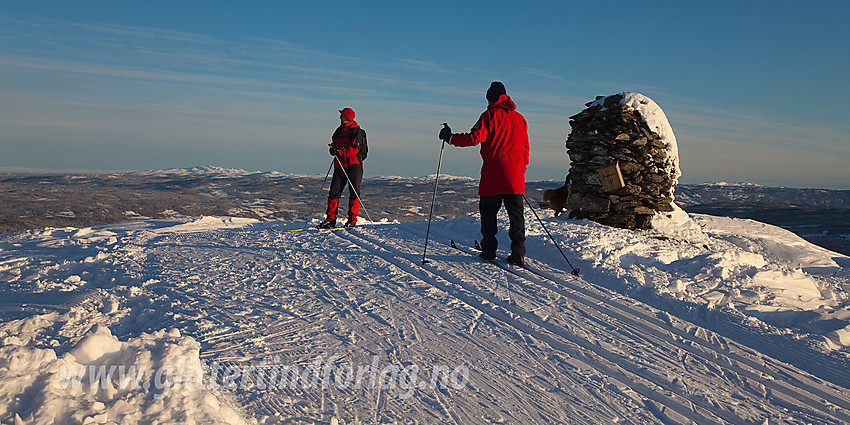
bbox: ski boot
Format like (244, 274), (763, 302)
(478, 251), (496, 262)
(506, 253), (524, 267)
(316, 219), (336, 229)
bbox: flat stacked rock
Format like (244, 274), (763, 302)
(566, 92), (680, 229)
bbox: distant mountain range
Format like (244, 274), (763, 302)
(127, 165), (294, 179)
(1, 168), (848, 255)
(673, 183), (850, 257)
(675, 183), (850, 209)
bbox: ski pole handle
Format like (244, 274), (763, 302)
(439, 123), (451, 144)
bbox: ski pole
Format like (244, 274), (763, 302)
(334, 155), (373, 223)
(305, 161), (334, 228)
(422, 123), (449, 264)
(522, 194), (581, 276)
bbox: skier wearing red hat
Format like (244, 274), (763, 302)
(318, 107), (366, 229)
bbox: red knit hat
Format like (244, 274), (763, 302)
(339, 108), (355, 121)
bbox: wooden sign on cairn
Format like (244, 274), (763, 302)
(565, 92), (681, 230)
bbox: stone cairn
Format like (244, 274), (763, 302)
(566, 93), (679, 230)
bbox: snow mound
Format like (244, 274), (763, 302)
(511, 209), (849, 349)
(154, 216), (260, 234)
(0, 321), (248, 425)
(69, 324), (123, 364)
(651, 204), (708, 244)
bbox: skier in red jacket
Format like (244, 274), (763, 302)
(318, 107), (365, 229)
(440, 82), (530, 266)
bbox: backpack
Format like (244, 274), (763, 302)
(353, 128), (368, 162)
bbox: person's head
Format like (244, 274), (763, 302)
(339, 107), (355, 123)
(486, 81), (506, 103)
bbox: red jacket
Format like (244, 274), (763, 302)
(331, 121), (364, 169)
(450, 94), (529, 195)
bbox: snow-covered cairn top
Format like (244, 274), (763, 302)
(566, 92), (681, 229)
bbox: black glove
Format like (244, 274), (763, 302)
(439, 123), (452, 142)
(329, 146), (339, 156)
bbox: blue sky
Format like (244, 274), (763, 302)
(1, 1), (848, 189)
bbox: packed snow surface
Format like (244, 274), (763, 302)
(1, 211), (849, 423)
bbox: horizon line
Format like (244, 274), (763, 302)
(1, 165), (847, 191)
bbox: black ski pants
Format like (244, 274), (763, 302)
(479, 194), (525, 258)
(328, 163), (362, 201)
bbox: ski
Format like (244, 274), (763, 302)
(450, 239), (525, 271)
(278, 226), (350, 233)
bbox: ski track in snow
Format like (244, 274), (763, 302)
(340, 226), (850, 424)
(0, 215), (849, 424)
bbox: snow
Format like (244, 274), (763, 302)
(152, 216), (261, 234)
(1, 317), (246, 424)
(1, 212), (849, 423)
(697, 181), (765, 187)
(129, 166), (295, 180)
(69, 324), (123, 364)
(566, 209), (848, 324)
